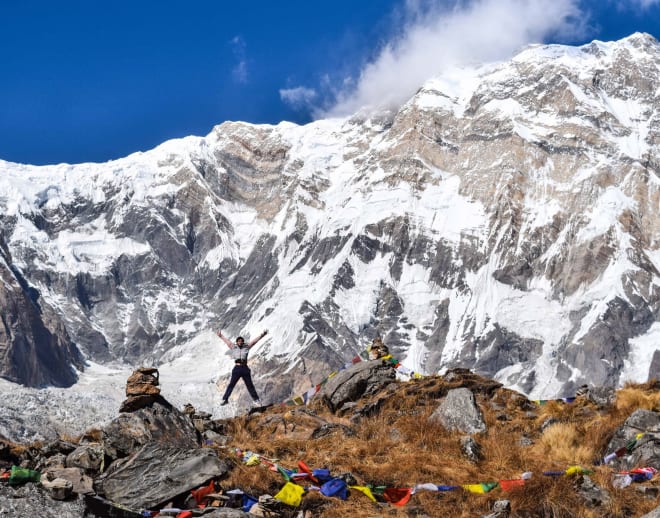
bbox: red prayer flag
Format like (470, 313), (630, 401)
(499, 479), (525, 491)
(191, 479), (215, 505)
(383, 487), (413, 506)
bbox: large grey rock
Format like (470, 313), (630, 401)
(316, 360), (396, 413)
(0, 483), (84, 517)
(574, 475), (611, 508)
(100, 443), (230, 509)
(640, 506), (660, 518)
(66, 443), (104, 472)
(605, 409), (660, 470)
(101, 399), (199, 460)
(429, 388), (486, 434)
(41, 477), (73, 500)
(42, 466), (94, 495)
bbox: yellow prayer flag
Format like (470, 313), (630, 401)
(349, 485), (377, 502)
(245, 454), (261, 466)
(462, 484), (486, 494)
(274, 482), (305, 507)
(564, 466), (592, 476)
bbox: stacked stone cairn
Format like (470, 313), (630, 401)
(119, 367), (161, 412)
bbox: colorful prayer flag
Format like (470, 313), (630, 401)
(349, 485), (377, 502)
(274, 482), (305, 507)
(499, 479), (525, 491)
(462, 482), (498, 494)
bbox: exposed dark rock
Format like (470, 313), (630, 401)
(310, 423), (356, 440)
(42, 440), (78, 457)
(636, 486), (659, 499)
(100, 443), (230, 509)
(429, 388), (487, 434)
(118, 394), (160, 413)
(574, 475), (611, 508)
(45, 453), (68, 469)
(41, 476), (73, 500)
(66, 444), (104, 472)
(0, 483), (84, 517)
(43, 466), (94, 495)
(0, 244), (83, 388)
(101, 398), (199, 461)
(639, 505), (660, 518)
(605, 409), (660, 470)
(541, 417), (560, 432)
(576, 384), (616, 408)
(482, 499), (511, 518)
(348, 397), (386, 424)
(461, 436), (484, 463)
(315, 361), (396, 413)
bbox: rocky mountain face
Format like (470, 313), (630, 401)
(0, 33), (659, 400)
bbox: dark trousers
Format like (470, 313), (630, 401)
(222, 364), (259, 401)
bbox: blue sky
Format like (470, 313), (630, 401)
(2, 0), (660, 165)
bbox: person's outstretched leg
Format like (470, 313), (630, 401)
(222, 367), (241, 403)
(240, 367), (260, 402)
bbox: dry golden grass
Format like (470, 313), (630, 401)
(533, 422), (595, 465)
(211, 377), (660, 517)
(616, 382), (660, 414)
(1, 375), (657, 517)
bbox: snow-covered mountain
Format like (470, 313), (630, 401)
(1, 33), (659, 438)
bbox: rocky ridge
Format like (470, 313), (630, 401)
(0, 366), (658, 517)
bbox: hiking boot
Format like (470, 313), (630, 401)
(252, 399), (261, 407)
(221, 400), (229, 406)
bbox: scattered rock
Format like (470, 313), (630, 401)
(540, 417), (559, 432)
(605, 409), (660, 470)
(41, 477), (73, 500)
(461, 436), (484, 463)
(42, 467), (94, 495)
(316, 361), (396, 413)
(66, 443), (104, 472)
(310, 423), (356, 440)
(639, 505), (660, 518)
(0, 483), (85, 517)
(429, 388), (486, 434)
(101, 398), (200, 460)
(576, 385), (616, 408)
(119, 367), (162, 412)
(482, 499), (511, 518)
(45, 453), (68, 469)
(636, 486), (659, 499)
(348, 397), (386, 424)
(574, 475), (611, 508)
(100, 443), (230, 509)
(518, 435), (534, 447)
(41, 440), (78, 458)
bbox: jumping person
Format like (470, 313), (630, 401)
(217, 328), (268, 406)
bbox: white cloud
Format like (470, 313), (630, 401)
(230, 36), (248, 84)
(625, 0), (660, 7)
(322, 0), (586, 117)
(279, 86), (318, 110)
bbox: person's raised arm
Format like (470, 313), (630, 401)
(248, 329), (268, 348)
(216, 329), (234, 348)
